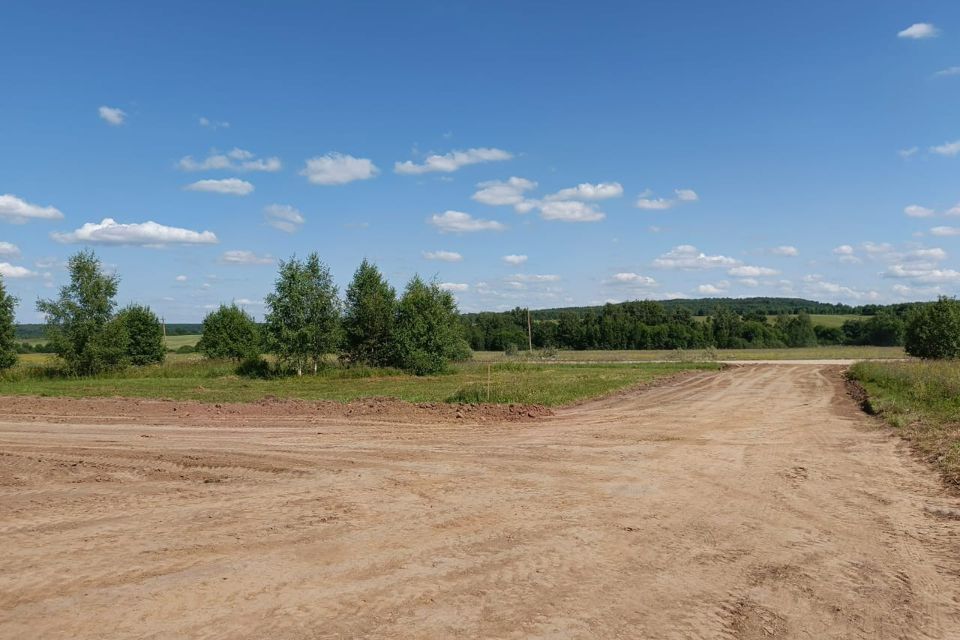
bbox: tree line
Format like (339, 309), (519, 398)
(0, 250), (470, 376)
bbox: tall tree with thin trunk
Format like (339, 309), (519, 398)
(0, 276), (17, 370)
(342, 259), (396, 367)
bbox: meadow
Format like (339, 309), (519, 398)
(849, 360), (960, 486)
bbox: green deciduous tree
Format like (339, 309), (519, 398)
(342, 259), (396, 367)
(393, 276), (471, 375)
(116, 304), (165, 365)
(904, 297), (960, 359)
(264, 253), (341, 375)
(197, 304), (260, 362)
(36, 250), (127, 374)
(0, 276), (18, 370)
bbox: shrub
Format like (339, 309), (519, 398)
(904, 297), (960, 359)
(115, 304), (165, 365)
(197, 304), (261, 362)
(342, 259), (396, 367)
(393, 276), (472, 375)
(0, 277), (16, 370)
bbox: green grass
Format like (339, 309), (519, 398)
(0, 358), (719, 406)
(849, 360), (960, 486)
(164, 334), (201, 349)
(474, 345), (904, 363)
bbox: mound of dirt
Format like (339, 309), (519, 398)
(0, 394), (552, 426)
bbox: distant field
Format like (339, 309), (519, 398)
(0, 360), (718, 406)
(474, 345), (904, 362)
(165, 334), (201, 349)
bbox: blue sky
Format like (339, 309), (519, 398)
(3, 1), (960, 322)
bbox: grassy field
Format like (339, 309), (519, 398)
(164, 334), (201, 349)
(849, 360), (960, 486)
(0, 359), (720, 406)
(474, 345), (905, 362)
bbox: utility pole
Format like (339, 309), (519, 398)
(527, 307), (533, 352)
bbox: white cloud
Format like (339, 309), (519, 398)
(52, 218), (218, 246)
(905, 247), (947, 261)
(696, 281), (729, 295)
(739, 278), (760, 287)
(898, 147), (919, 158)
(802, 275), (877, 301)
(883, 264), (960, 283)
(610, 272), (657, 286)
(931, 226), (960, 237)
(0, 262), (37, 278)
(472, 177), (537, 210)
(98, 106), (126, 125)
(185, 178), (254, 196)
(653, 245), (739, 270)
(198, 116), (229, 130)
(905, 204), (936, 218)
(0, 194), (65, 223)
(545, 182), (623, 201)
(674, 189), (699, 202)
(770, 245), (799, 256)
(439, 282), (469, 292)
(428, 210), (506, 233)
(898, 23), (939, 39)
(511, 273), (560, 282)
(635, 197), (674, 210)
(935, 66), (960, 77)
(394, 147), (512, 175)
(833, 244), (855, 255)
(728, 265), (779, 277)
(930, 140), (960, 157)
(947, 203), (960, 216)
(175, 275), (188, 282)
(264, 204), (305, 233)
(422, 250), (463, 262)
(502, 254), (528, 265)
(219, 250), (274, 265)
(539, 200), (605, 222)
(301, 153), (379, 185)
(0, 242), (20, 258)
(178, 148), (281, 173)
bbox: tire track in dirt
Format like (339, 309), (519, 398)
(0, 364), (958, 639)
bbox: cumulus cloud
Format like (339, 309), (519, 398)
(899, 147), (919, 159)
(439, 282), (469, 292)
(653, 245), (739, 270)
(0, 262), (37, 278)
(511, 273), (560, 282)
(935, 66), (960, 77)
(539, 200), (605, 222)
(0, 242), (20, 258)
(545, 182), (623, 202)
(930, 140), (960, 157)
(185, 178), (254, 196)
(219, 250), (274, 265)
(728, 265), (779, 277)
(301, 153), (379, 185)
(175, 275), (188, 282)
(472, 177), (537, 210)
(905, 204), (936, 218)
(0, 194), (65, 223)
(770, 245), (799, 256)
(635, 188), (699, 210)
(178, 148), (281, 172)
(609, 272), (657, 286)
(802, 274), (877, 301)
(898, 23), (939, 39)
(833, 244), (855, 255)
(264, 204), (305, 233)
(931, 226), (960, 237)
(52, 218), (218, 246)
(422, 250), (463, 262)
(428, 210), (506, 233)
(696, 282), (729, 295)
(674, 189), (699, 202)
(883, 264), (960, 284)
(198, 116), (229, 130)
(98, 106), (126, 125)
(394, 147), (512, 175)
(502, 254), (528, 266)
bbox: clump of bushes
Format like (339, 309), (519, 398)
(904, 297), (960, 360)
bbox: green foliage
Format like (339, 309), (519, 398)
(904, 297), (960, 359)
(197, 304), (261, 362)
(0, 276), (18, 370)
(115, 304), (165, 365)
(342, 259), (396, 367)
(393, 276), (471, 375)
(264, 253), (341, 375)
(776, 312), (818, 348)
(36, 250), (127, 374)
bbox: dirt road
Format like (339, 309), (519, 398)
(1, 365), (958, 639)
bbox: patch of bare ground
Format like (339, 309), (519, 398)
(1, 365), (958, 639)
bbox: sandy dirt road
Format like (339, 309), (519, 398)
(1, 365), (958, 639)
